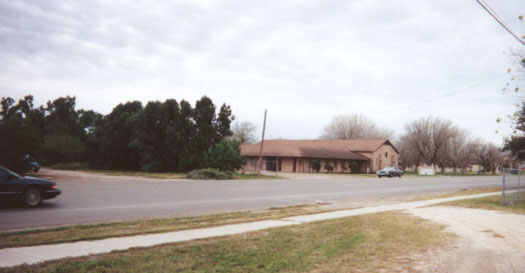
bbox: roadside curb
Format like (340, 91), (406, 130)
(0, 191), (501, 268)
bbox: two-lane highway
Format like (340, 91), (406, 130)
(0, 169), (501, 231)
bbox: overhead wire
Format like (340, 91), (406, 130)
(377, 73), (507, 114)
(475, 0), (525, 46)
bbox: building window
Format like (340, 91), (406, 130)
(385, 152), (388, 158)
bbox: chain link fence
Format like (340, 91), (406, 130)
(501, 168), (525, 206)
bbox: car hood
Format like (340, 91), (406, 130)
(21, 176), (56, 186)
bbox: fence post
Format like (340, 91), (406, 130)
(518, 169), (522, 203)
(502, 168), (506, 206)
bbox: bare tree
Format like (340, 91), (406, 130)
(447, 130), (473, 172)
(433, 129), (477, 173)
(231, 121), (257, 144)
(403, 117), (458, 168)
(470, 140), (504, 174)
(320, 114), (393, 140)
(397, 134), (422, 170)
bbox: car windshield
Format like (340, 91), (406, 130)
(0, 166), (21, 178)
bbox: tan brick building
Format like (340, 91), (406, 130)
(240, 139), (399, 173)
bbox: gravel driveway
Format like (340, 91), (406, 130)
(408, 206), (525, 273)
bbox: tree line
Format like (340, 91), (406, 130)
(0, 95), (245, 173)
(319, 114), (507, 174)
(398, 117), (505, 174)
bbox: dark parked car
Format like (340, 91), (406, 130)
(24, 154), (40, 172)
(0, 165), (61, 207)
(376, 167), (403, 178)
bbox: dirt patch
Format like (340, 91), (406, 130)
(407, 206), (525, 273)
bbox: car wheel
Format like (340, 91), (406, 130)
(24, 188), (42, 207)
(377, 175), (381, 178)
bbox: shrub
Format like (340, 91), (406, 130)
(324, 162), (333, 173)
(350, 161), (359, 173)
(186, 168), (234, 180)
(341, 161), (348, 173)
(203, 139), (246, 171)
(310, 160), (321, 173)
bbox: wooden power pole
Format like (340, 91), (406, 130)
(257, 109), (267, 176)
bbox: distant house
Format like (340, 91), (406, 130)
(240, 139), (399, 173)
(404, 162), (500, 174)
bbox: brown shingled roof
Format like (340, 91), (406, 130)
(240, 139), (397, 161)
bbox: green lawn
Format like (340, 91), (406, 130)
(1, 212), (451, 273)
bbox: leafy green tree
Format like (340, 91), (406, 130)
(203, 139), (246, 171)
(216, 103), (234, 139)
(130, 101), (167, 172)
(0, 97), (15, 119)
(1, 94), (237, 173)
(0, 96), (40, 174)
(191, 96), (235, 170)
(504, 104), (525, 160)
(45, 96), (80, 137)
(176, 100), (196, 171)
(77, 110), (103, 137)
(162, 99), (184, 171)
(94, 101), (142, 170)
(192, 96), (218, 167)
(42, 133), (85, 164)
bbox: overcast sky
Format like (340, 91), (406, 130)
(1, 0), (523, 144)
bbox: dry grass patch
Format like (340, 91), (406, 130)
(409, 187), (501, 202)
(440, 194), (525, 214)
(0, 205), (324, 249)
(49, 166), (284, 180)
(1, 212), (450, 273)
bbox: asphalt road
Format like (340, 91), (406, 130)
(0, 169), (501, 231)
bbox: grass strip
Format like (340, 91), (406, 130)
(1, 212), (450, 273)
(409, 187), (501, 201)
(48, 164), (285, 180)
(0, 205), (324, 249)
(440, 194), (525, 214)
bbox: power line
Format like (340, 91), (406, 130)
(378, 73), (507, 114)
(476, 0), (525, 46)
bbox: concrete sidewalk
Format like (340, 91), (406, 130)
(0, 191), (501, 268)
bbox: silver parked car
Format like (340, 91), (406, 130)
(376, 167), (403, 178)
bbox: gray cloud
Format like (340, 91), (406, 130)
(0, 0), (523, 144)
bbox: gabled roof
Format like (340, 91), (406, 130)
(240, 139), (398, 161)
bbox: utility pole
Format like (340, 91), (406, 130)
(257, 109), (267, 176)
